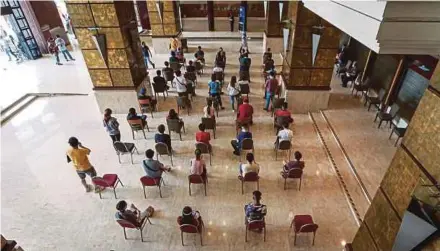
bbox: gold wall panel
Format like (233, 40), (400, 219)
(151, 24), (164, 36)
(320, 27), (341, 48)
(89, 0), (113, 3)
(351, 222), (378, 251)
(147, 0), (157, 10)
(403, 90), (440, 178)
(107, 49), (129, 68)
(296, 5), (319, 26)
(99, 28), (125, 48)
(314, 49), (337, 68)
(163, 12), (176, 24)
(163, 24), (177, 36)
(291, 49), (311, 67)
(82, 50), (107, 69)
(162, 1), (174, 11)
(290, 69), (310, 87)
(110, 69), (134, 87)
(364, 190), (401, 251)
(310, 69), (332, 87)
(293, 27), (312, 49)
(148, 13), (161, 24)
(90, 3), (119, 27)
(431, 63), (440, 91)
(66, 3), (94, 28)
(75, 28), (96, 49)
(65, 0), (89, 3)
(89, 69), (112, 87)
(381, 147), (421, 218)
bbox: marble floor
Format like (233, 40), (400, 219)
(1, 34), (397, 250)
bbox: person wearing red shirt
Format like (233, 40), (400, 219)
(274, 102), (293, 123)
(195, 123), (212, 152)
(264, 71), (279, 111)
(237, 97), (254, 125)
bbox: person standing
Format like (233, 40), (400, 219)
(47, 37), (61, 65)
(141, 41), (155, 69)
(227, 76), (240, 112)
(103, 108), (121, 143)
(66, 137), (101, 192)
(228, 10), (234, 32)
(208, 74), (225, 109)
(55, 34), (75, 62)
(263, 71), (279, 111)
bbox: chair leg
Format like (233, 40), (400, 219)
(241, 181), (244, 194)
(284, 178), (287, 190)
(130, 153), (134, 164)
(181, 231), (184, 246)
(378, 119), (383, 128)
(123, 228), (127, 239)
(374, 113), (379, 122)
(140, 228), (144, 242)
(275, 149), (278, 160)
(395, 137), (400, 147)
(179, 132), (182, 141)
(312, 231), (316, 245)
(131, 130), (135, 140)
(209, 153), (212, 166)
(143, 186), (146, 199)
(158, 185), (162, 198)
(257, 180), (259, 190)
(264, 226), (266, 242)
(170, 154), (174, 166)
(98, 191), (102, 199)
(142, 129), (146, 139)
(146, 123), (150, 132)
(299, 177), (302, 191)
(200, 232), (203, 246)
(245, 227), (248, 242)
(213, 128), (216, 139)
(294, 232), (297, 245)
(204, 182), (207, 196)
(189, 183), (191, 196)
(113, 187), (117, 199)
(118, 154), (121, 164)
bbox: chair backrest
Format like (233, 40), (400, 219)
(128, 119), (143, 130)
(188, 174), (204, 184)
(140, 176), (161, 186)
(167, 119), (182, 133)
(138, 98), (151, 106)
(243, 172), (259, 181)
(117, 219), (137, 229)
(114, 141), (130, 153)
(180, 224), (199, 233)
(186, 72), (197, 81)
(153, 82), (166, 92)
(272, 98), (285, 109)
(287, 168), (303, 179)
(195, 142), (210, 153)
(163, 70), (174, 81)
(239, 83), (250, 94)
(92, 176), (109, 187)
(276, 116), (291, 126)
(389, 103), (400, 117)
(170, 62), (180, 71)
(201, 117), (215, 130)
(278, 140), (292, 150)
(195, 61), (203, 70)
(241, 138), (254, 150)
(214, 71), (224, 81)
(155, 142), (170, 155)
(299, 223), (319, 233)
(247, 219), (265, 230)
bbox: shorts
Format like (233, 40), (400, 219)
(76, 167), (97, 179)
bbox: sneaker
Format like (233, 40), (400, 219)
(85, 184), (93, 192)
(152, 63), (156, 68)
(71, 58), (76, 61)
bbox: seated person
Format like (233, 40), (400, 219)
(282, 151), (304, 173)
(186, 60), (196, 73)
(115, 200), (154, 227)
(263, 48), (272, 64)
(143, 149), (171, 178)
(231, 125), (252, 156)
(239, 153), (259, 176)
(275, 122), (293, 146)
(194, 46), (205, 64)
(155, 124), (172, 151)
(177, 206), (203, 232)
(173, 70), (187, 97)
(138, 88), (157, 110)
(153, 70), (169, 90)
(169, 51), (179, 63)
(190, 149), (207, 180)
(167, 109), (184, 128)
(274, 102), (294, 123)
(237, 97), (253, 124)
(127, 107), (147, 126)
(203, 99), (216, 119)
(244, 190), (267, 224)
(162, 61), (174, 75)
(341, 62), (358, 87)
(196, 123), (212, 152)
(263, 56), (275, 73)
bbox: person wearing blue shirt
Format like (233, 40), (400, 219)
(208, 74), (225, 109)
(231, 125), (252, 156)
(155, 124), (172, 151)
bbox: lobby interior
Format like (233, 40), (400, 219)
(1, 1), (439, 251)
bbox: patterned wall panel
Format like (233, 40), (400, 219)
(82, 50), (107, 69)
(291, 49), (311, 67)
(314, 49), (337, 68)
(293, 27), (312, 49)
(163, 24), (177, 36)
(403, 90), (440, 178)
(320, 27), (341, 49)
(290, 69), (311, 87)
(108, 49), (129, 68)
(364, 190), (401, 251)
(151, 24), (164, 36)
(163, 12), (176, 24)
(310, 69), (333, 87)
(89, 69), (112, 87)
(381, 147), (421, 218)
(99, 28), (125, 49)
(163, 1), (174, 11)
(66, 3), (94, 28)
(75, 28), (96, 49)
(148, 12), (161, 24)
(90, 3), (119, 27)
(296, 5), (319, 26)
(351, 222), (378, 251)
(146, 0), (156, 10)
(110, 69), (134, 86)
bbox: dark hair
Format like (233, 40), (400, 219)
(246, 153), (254, 163)
(175, 70), (181, 77)
(164, 61), (169, 66)
(142, 41), (146, 46)
(56, 34), (60, 38)
(270, 71), (275, 77)
(219, 47), (223, 51)
(145, 149), (155, 158)
(128, 107), (136, 115)
(168, 109), (178, 119)
(116, 200), (127, 211)
(253, 190), (262, 201)
(198, 123), (206, 131)
(198, 46), (201, 49)
(104, 108), (112, 115)
(267, 48), (271, 51)
(206, 98), (213, 107)
(181, 206), (193, 224)
(156, 70), (161, 76)
(195, 149), (202, 158)
(282, 122), (289, 129)
(294, 151), (302, 161)
(188, 60), (193, 65)
(211, 74), (216, 82)
(171, 51), (176, 57)
(157, 124), (165, 133)
(282, 102), (288, 109)
(68, 137), (79, 147)
(230, 76), (237, 86)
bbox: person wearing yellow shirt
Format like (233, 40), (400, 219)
(66, 137), (101, 193)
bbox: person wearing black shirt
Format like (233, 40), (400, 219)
(153, 70), (169, 90)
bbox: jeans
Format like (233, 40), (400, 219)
(54, 52), (60, 64)
(210, 93), (223, 107)
(61, 50), (74, 61)
(231, 140), (240, 153)
(143, 56), (155, 68)
(265, 91), (274, 110)
(229, 95), (235, 110)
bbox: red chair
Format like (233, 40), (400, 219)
(116, 217), (151, 242)
(238, 172), (259, 194)
(291, 215), (318, 245)
(140, 176), (164, 198)
(245, 219), (266, 242)
(92, 174), (123, 199)
(188, 174), (207, 196)
(281, 168), (303, 190)
(138, 98), (155, 118)
(179, 223), (203, 246)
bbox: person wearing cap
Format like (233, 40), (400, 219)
(115, 200), (154, 227)
(237, 97), (253, 124)
(66, 137), (102, 193)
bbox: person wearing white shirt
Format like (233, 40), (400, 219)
(173, 70), (187, 96)
(239, 153), (260, 176)
(227, 76), (241, 111)
(213, 65), (223, 73)
(55, 34), (75, 62)
(275, 122), (293, 146)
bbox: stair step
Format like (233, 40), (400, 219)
(1, 95), (38, 125)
